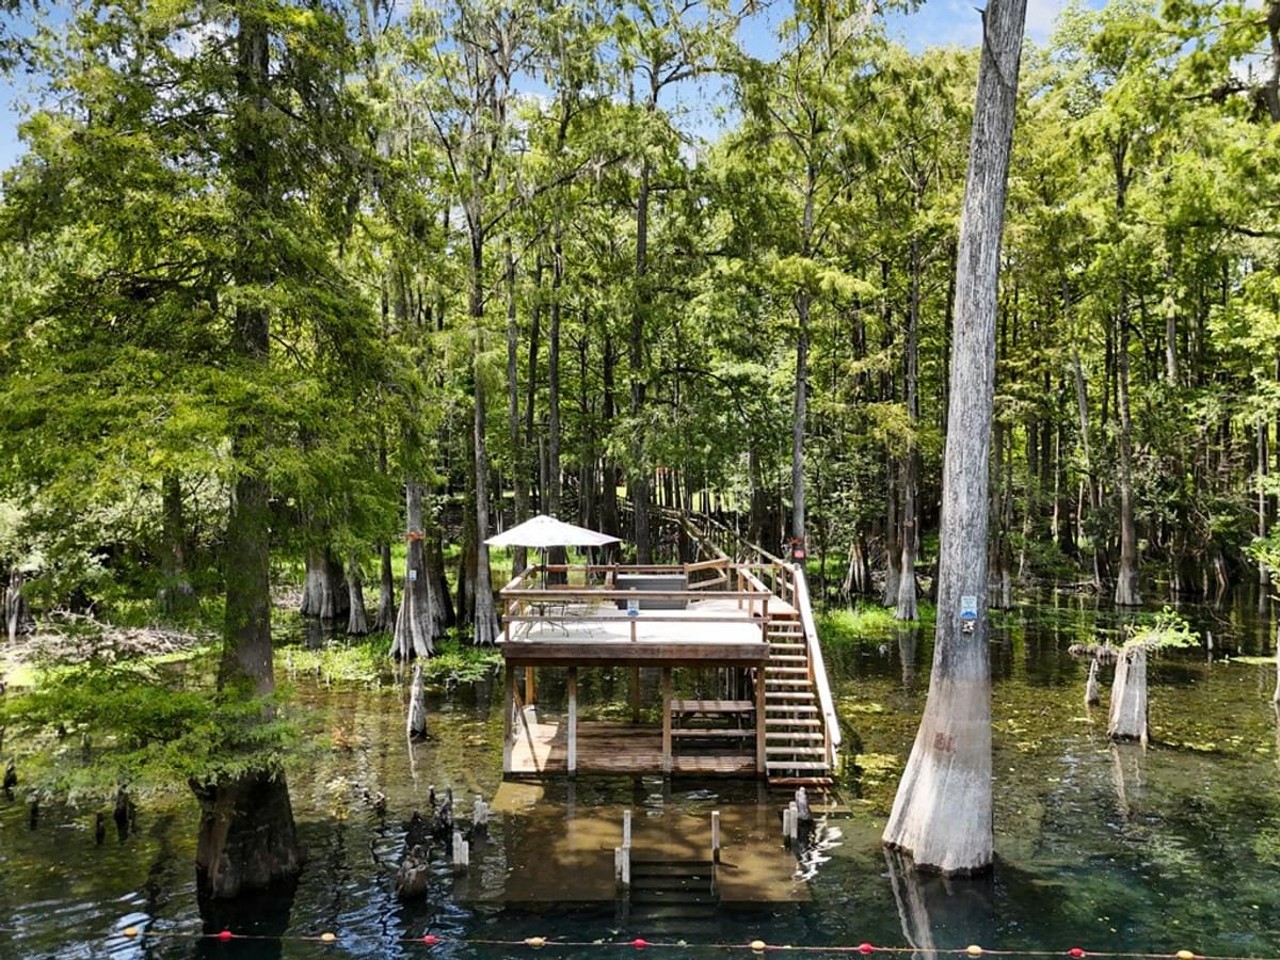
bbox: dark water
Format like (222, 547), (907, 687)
(3, 593), (1280, 960)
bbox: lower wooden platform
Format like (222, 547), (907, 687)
(509, 719), (757, 777)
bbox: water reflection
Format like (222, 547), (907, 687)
(6, 596), (1280, 957)
(884, 848), (995, 954)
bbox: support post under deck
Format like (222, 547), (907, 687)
(661, 667), (673, 774)
(567, 666), (578, 776)
(503, 664), (515, 774)
(755, 666), (767, 776)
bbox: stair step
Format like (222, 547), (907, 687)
(766, 761), (831, 772)
(764, 717), (821, 726)
(631, 892), (718, 906)
(766, 732), (824, 742)
(765, 703), (819, 713)
(768, 654), (807, 663)
(631, 860), (714, 876)
(766, 745), (826, 756)
(625, 904), (719, 919)
(765, 666), (809, 675)
(631, 876), (714, 891)
(671, 728), (754, 739)
(766, 691), (816, 701)
(767, 643), (805, 652)
(765, 678), (810, 686)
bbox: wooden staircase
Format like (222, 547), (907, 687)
(622, 858), (719, 932)
(761, 610), (832, 783)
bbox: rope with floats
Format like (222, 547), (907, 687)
(78, 927), (1268, 960)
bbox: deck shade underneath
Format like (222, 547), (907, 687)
(503, 641), (770, 777)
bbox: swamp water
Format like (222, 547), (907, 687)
(2, 595), (1280, 960)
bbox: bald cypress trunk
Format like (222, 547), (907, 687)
(882, 0), (1027, 874)
(191, 10), (302, 896)
(392, 482), (433, 660)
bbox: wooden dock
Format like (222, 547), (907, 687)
(497, 558), (839, 783)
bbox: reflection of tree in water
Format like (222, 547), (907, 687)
(897, 627), (920, 693)
(195, 873), (297, 960)
(883, 847), (995, 956)
(1110, 742), (1145, 822)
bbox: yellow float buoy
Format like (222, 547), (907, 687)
(967, 945), (984, 957)
(1176, 951), (1196, 960)
(751, 940), (767, 953)
(122, 927), (139, 939)
(526, 936), (547, 949)
(320, 932), (336, 943)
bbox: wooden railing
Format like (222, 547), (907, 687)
(498, 560), (774, 644)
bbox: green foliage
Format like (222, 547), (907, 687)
(419, 637), (503, 685)
(1126, 607), (1200, 650)
(819, 605), (900, 644)
(0, 658), (299, 799)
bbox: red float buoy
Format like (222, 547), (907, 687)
(633, 937), (649, 948)
(217, 930), (233, 942)
(1069, 949), (1086, 958)
(423, 933), (439, 946)
(859, 944), (875, 955)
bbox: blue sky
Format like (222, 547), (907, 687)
(0, 0), (1068, 174)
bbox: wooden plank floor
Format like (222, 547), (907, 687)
(509, 720), (757, 777)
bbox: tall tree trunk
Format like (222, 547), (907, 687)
(425, 524), (454, 637)
(346, 554), (368, 636)
(546, 233), (565, 579)
(1259, 417), (1271, 592)
(600, 336), (620, 539)
(192, 8), (301, 898)
(392, 482), (433, 660)
(749, 447), (767, 550)
(1114, 309), (1142, 606)
(882, 0), (1027, 873)
(896, 239), (922, 621)
(631, 154), (653, 563)
(505, 238), (528, 576)
(301, 546), (348, 621)
(157, 472), (194, 614)
(525, 254), (543, 512)
(374, 542), (395, 633)
(792, 292), (810, 545)
(1073, 350), (1106, 589)
(472, 281), (500, 647)
(884, 460), (901, 606)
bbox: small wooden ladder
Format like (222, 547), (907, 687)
(762, 610), (832, 783)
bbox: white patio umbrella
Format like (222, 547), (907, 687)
(485, 514), (620, 587)
(485, 514), (620, 549)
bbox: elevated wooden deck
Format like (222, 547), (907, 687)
(497, 558), (836, 783)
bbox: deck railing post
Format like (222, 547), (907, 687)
(711, 810), (721, 863)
